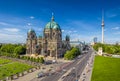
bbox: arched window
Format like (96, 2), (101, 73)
(53, 32), (55, 36)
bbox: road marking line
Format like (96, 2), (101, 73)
(77, 55), (87, 65)
(58, 68), (73, 81)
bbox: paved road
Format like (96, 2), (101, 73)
(79, 49), (95, 81)
(31, 49), (93, 81)
(62, 49), (92, 81)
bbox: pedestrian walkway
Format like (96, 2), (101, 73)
(12, 59), (72, 81)
(79, 51), (96, 81)
(13, 69), (41, 81)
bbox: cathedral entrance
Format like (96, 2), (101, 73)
(47, 50), (50, 56)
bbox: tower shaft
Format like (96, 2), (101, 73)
(101, 10), (104, 44)
(102, 26), (104, 43)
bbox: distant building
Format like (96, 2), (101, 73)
(93, 37), (97, 44)
(91, 37), (97, 46)
(26, 14), (71, 58)
(98, 47), (103, 56)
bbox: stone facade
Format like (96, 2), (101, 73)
(26, 15), (71, 58)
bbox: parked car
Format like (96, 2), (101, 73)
(36, 72), (44, 78)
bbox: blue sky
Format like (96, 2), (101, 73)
(0, 0), (120, 43)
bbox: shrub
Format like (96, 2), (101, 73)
(39, 57), (44, 63)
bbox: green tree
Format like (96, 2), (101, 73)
(14, 46), (26, 55)
(0, 44), (16, 53)
(64, 47), (80, 60)
(93, 43), (120, 55)
(64, 51), (73, 60)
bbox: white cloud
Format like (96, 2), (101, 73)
(105, 37), (120, 44)
(107, 14), (117, 18)
(73, 30), (77, 32)
(69, 33), (94, 43)
(0, 33), (26, 43)
(61, 20), (96, 43)
(114, 31), (120, 35)
(0, 27), (26, 43)
(62, 30), (64, 32)
(68, 30), (72, 33)
(112, 27), (120, 30)
(63, 20), (95, 32)
(27, 23), (32, 26)
(0, 14), (47, 43)
(106, 8), (120, 18)
(0, 22), (9, 26)
(37, 28), (43, 31)
(3, 28), (20, 32)
(30, 16), (35, 19)
(104, 29), (107, 31)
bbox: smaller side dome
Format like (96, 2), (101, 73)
(38, 35), (42, 38)
(66, 35), (70, 41)
(28, 28), (35, 33)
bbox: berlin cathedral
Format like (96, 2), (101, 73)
(26, 14), (71, 58)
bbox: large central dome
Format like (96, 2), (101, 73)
(45, 15), (61, 30)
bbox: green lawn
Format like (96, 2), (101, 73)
(0, 58), (33, 79)
(0, 58), (12, 65)
(91, 56), (120, 81)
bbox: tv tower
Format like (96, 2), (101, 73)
(101, 10), (105, 43)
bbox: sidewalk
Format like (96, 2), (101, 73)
(13, 69), (41, 81)
(79, 51), (96, 81)
(12, 59), (72, 81)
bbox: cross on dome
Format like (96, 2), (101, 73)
(51, 12), (54, 21)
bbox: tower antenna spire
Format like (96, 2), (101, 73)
(52, 12), (54, 16)
(51, 12), (54, 21)
(102, 9), (104, 23)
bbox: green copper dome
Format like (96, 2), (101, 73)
(38, 35), (42, 38)
(45, 21), (60, 30)
(66, 35), (70, 41)
(45, 14), (61, 30)
(28, 28), (35, 33)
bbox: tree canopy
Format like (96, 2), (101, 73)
(93, 43), (120, 54)
(14, 46), (26, 55)
(64, 47), (80, 60)
(0, 44), (26, 55)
